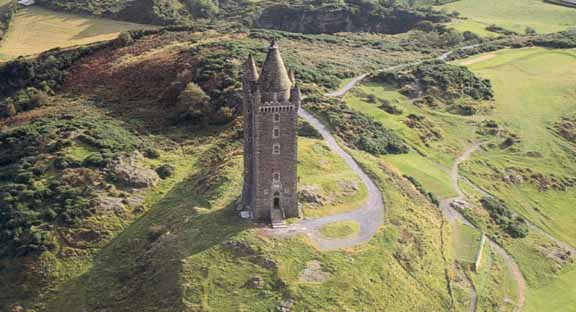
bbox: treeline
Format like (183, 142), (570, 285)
(0, 0), (16, 42)
(0, 34), (135, 118)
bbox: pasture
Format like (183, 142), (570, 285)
(441, 0), (576, 34)
(0, 6), (147, 61)
(462, 47), (576, 247)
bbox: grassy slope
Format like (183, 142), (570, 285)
(0, 6), (147, 61)
(463, 47), (576, 246)
(44, 143), (457, 311)
(451, 222), (482, 264)
(319, 220), (360, 238)
(458, 47), (576, 311)
(441, 0), (576, 34)
(345, 82), (480, 198)
(345, 47), (576, 311)
(299, 138), (368, 218)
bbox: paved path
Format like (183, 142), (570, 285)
(264, 109), (385, 251)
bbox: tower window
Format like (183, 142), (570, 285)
(273, 172), (280, 182)
(273, 127), (280, 138)
(273, 143), (280, 154)
(273, 113), (280, 122)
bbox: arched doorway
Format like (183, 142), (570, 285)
(273, 192), (280, 210)
(271, 191), (284, 224)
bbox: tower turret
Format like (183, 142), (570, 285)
(258, 40), (292, 102)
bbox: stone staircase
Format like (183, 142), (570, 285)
(271, 208), (287, 229)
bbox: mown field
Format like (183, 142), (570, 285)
(441, 0), (576, 34)
(0, 6), (147, 61)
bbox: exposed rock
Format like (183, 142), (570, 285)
(245, 275), (265, 289)
(108, 155), (160, 188)
(277, 299), (294, 312)
(298, 185), (326, 205)
(338, 180), (359, 196)
(298, 260), (331, 283)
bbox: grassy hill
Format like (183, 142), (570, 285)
(0, 6), (148, 61)
(441, 0), (576, 34)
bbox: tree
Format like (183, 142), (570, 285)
(175, 82), (211, 123)
(525, 27), (537, 35)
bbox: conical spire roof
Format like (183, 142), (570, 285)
(258, 40), (292, 93)
(243, 53), (259, 82)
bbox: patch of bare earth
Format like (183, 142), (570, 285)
(298, 260), (331, 283)
(460, 54), (496, 66)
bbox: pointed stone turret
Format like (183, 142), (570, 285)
(288, 69), (295, 84)
(243, 53), (259, 82)
(258, 40), (292, 95)
(291, 82), (301, 104)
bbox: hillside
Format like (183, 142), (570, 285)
(0, 0), (575, 311)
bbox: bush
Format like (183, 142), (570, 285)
(83, 153), (106, 168)
(156, 164), (175, 179)
(298, 120), (322, 139)
(144, 148), (161, 159)
(480, 197), (528, 238)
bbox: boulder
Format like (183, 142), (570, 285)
(298, 185), (326, 205)
(109, 155), (160, 188)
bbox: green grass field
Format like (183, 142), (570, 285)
(441, 0), (576, 34)
(0, 6), (148, 61)
(319, 220), (360, 238)
(461, 47), (576, 247)
(451, 222), (483, 264)
(298, 138), (369, 218)
(525, 266), (576, 312)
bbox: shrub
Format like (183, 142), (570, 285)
(144, 148), (161, 159)
(83, 153), (106, 168)
(156, 164), (175, 179)
(480, 197), (528, 238)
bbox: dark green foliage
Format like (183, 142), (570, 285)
(531, 29), (576, 49)
(379, 99), (403, 115)
(0, 112), (149, 257)
(83, 153), (106, 168)
(0, 87), (49, 118)
(156, 164), (175, 179)
(0, 42), (114, 117)
(414, 62), (494, 101)
(0, 0), (16, 42)
(480, 197), (529, 238)
(485, 24), (518, 36)
(404, 175), (439, 206)
(304, 97), (409, 155)
(297, 120), (322, 139)
(0, 181), (99, 256)
(144, 148), (161, 159)
(375, 61), (493, 115)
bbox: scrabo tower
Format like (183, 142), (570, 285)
(242, 40), (301, 224)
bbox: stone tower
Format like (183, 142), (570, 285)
(242, 40), (301, 224)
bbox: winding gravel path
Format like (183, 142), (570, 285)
(264, 109), (385, 251)
(440, 144), (526, 312)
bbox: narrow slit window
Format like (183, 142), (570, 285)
(273, 127), (280, 138)
(273, 113), (280, 122)
(273, 143), (280, 155)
